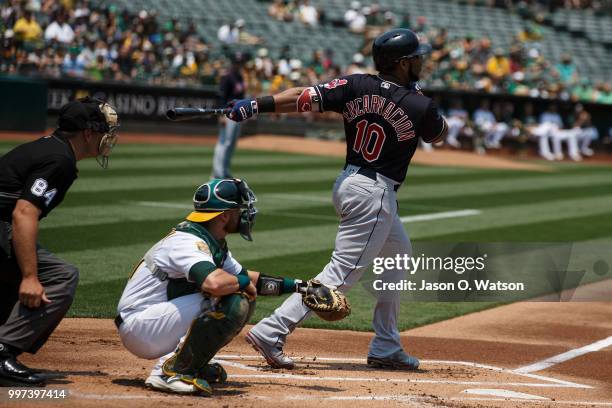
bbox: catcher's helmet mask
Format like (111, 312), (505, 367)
(188, 178), (258, 241)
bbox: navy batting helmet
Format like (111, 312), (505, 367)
(372, 29), (432, 73)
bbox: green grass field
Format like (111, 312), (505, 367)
(2, 141), (611, 331)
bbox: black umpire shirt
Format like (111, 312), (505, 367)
(0, 134), (78, 222)
(219, 68), (245, 106)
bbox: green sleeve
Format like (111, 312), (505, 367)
(188, 261), (217, 287)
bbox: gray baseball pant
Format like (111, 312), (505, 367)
(0, 222), (79, 354)
(250, 165), (410, 358)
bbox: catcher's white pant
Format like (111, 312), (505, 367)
(118, 293), (210, 375)
(250, 165), (410, 358)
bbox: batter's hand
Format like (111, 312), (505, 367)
(19, 276), (51, 308)
(225, 99), (258, 122)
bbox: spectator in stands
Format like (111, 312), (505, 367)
(365, 3), (385, 26)
(414, 16), (428, 35)
(62, 47), (85, 77)
(594, 83), (612, 104)
(235, 19), (264, 45)
(12, 5), (42, 44)
(299, 0), (319, 27)
(383, 11), (396, 27)
(518, 22), (543, 42)
(44, 11), (74, 44)
(268, 0), (294, 22)
(1, 0), (19, 30)
(554, 54), (578, 85)
(486, 48), (511, 82)
(398, 13), (411, 29)
(74, 0), (91, 21)
(218, 21), (239, 45)
(346, 52), (367, 74)
(471, 38), (492, 75)
(348, 6), (366, 33)
(344, 1), (361, 26)
(572, 78), (595, 102)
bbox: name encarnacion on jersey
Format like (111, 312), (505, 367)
(343, 95), (416, 141)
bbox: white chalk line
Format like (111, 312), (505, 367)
(68, 391), (612, 406)
(130, 200), (481, 224)
(514, 335), (612, 374)
(452, 397), (612, 406)
(131, 200), (190, 209)
(400, 209), (481, 223)
(265, 193), (330, 203)
(214, 354), (591, 389)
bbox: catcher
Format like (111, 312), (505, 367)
(115, 178), (349, 396)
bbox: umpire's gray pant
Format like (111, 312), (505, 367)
(0, 222), (79, 354)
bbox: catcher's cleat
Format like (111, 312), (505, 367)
(245, 331), (295, 369)
(145, 374), (212, 396)
(200, 362), (227, 384)
(367, 350), (420, 371)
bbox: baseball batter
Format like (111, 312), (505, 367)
(225, 29), (447, 370)
(115, 178), (347, 396)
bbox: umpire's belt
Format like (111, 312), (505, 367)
(344, 164), (400, 192)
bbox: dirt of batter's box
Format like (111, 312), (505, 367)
(13, 317), (611, 408)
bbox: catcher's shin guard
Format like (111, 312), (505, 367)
(163, 293), (255, 377)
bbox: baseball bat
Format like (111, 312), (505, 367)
(166, 107), (231, 121)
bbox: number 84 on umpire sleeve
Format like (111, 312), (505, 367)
(31, 178), (58, 206)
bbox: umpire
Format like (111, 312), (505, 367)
(0, 97), (119, 386)
(212, 52), (247, 178)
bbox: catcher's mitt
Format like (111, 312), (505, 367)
(299, 280), (351, 321)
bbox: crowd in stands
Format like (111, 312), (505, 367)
(1, 0), (216, 84)
(0, 1), (610, 154)
(1, 0), (610, 105)
(484, 0), (612, 13)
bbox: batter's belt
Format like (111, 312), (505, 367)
(343, 164), (400, 192)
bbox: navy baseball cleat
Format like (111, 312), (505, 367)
(367, 350), (420, 370)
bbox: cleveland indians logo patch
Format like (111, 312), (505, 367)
(323, 78), (348, 89)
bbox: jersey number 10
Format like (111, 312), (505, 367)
(353, 119), (386, 162)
